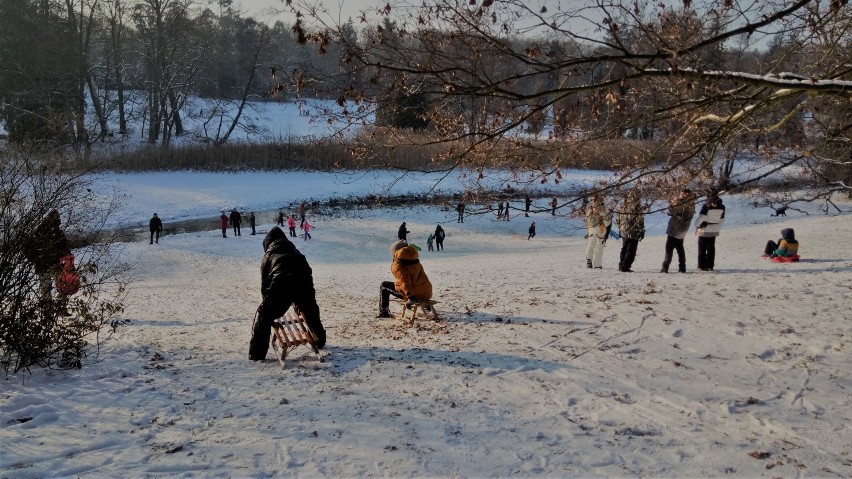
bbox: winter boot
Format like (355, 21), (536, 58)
(248, 315), (272, 360)
(586, 259), (593, 269)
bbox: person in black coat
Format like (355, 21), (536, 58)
(434, 224), (445, 251)
(528, 221), (536, 240)
(229, 208), (242, 236)
(149, 213), (163, 244)
(249, 212), (256, 235)
(398, 222), (410, 241)
(24, 209), (71, 293)
(249, 227), (326, 360)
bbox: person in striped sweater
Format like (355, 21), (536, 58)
(694, 195), (726, 271)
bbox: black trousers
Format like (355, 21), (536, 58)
(619, 237), (639, 270)
(379, 281), (403, 313)
(764, 240), (778, 256)
(662, 235), (686, 272)
(697, 236), (716, 270)
(249, 285), (326, 359)
(436, 239), (443, 251)
(150, 230), (160, 244)
(221, 227), (227, 238)
(233, 224), (241, 236)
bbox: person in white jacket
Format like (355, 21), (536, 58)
(694, 196), (726, 271)
(585, 198), (611, 269)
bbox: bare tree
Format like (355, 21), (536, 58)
(285, 0), (851, 209)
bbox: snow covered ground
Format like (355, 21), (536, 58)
(2, 173), (851, 478)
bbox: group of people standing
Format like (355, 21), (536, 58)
(584, 188), (727, 273)
(218, 209), (257, 238)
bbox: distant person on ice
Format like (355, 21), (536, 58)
(525, 194), (532, 217)
(497, 201), (504, 219)
(426, 232), (435, 251)
(277, 210), (285, 227)
(376, 240), (433, 318)
(528, 221), (536, 240)
(695, 195), (726, 271)
(550, 196), (558, 215)
(249, 212), (256, 236)
(302, 219), (313, 241)
(149, 213), (163, 244)
(434, 224), (445, 251)
(456, 201), (465, 223)
(249, 227), (326, 360)
(220, 211), (228, 238)
(229, 208), (242, 236)
(764, 228), (799, 258)
(287, 214), (297, 237)
(660, 189), (694, 273)
(299, 202), (307, 228)
(398, 222), (410, 241)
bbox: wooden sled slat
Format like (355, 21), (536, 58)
(270, 305), (323, 369)
(391, 299), (440, 324)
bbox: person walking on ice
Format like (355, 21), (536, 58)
(427, 232), (435, 251)
(456, 201), (465, 223)
(528, 221), (536, 240)
(434, 224), (445, 251)
(302, 219), (313, 241)
(287, 214), (297, 237)
(149, 213), (163, 244)
(229, 208), (242, 236)
(220, 211), (229, 238)
(398, 222), (410, 242)
(249, 212), (256, 236)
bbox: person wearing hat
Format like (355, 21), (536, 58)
(249, 227), (326, 360)
(377, 240), (433, 318)
(149, 213), (163, 244)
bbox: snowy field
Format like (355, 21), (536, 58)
(2, 173), (851, 478)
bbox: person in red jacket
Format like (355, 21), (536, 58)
(219, 211), (228, 238)
(287, 214), (297, 237)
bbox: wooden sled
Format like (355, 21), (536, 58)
(270, 305), (323, 369)
(392, 298), (440, 324)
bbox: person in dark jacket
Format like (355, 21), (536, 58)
(695, 195), (726, 271)
(249, 227), (326, 360)
(229, 209), (242, 236)
(277, 211), (285, 227)
(24, 209), (71, 293)
(616, 192), (645, 272)
(249, 212), (256, 235)
(764, 228), (799, 258)
(525, 195), (532, 217)
(456, 201), (465, 223)
(398, 222), (410, 241)
(149, 213), (163, 244)
(528, 221), (536, 240)
(660, 189), (695, 273)
(434, 224), (445, 251)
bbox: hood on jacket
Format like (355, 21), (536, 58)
(781, 228), (796, 241)
(394, 245), (420, 261)
(263, 226), (289, 251)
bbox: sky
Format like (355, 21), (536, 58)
(237, 0), (380, 23)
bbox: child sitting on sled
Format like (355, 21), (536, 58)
(763, 228), (799, 259)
